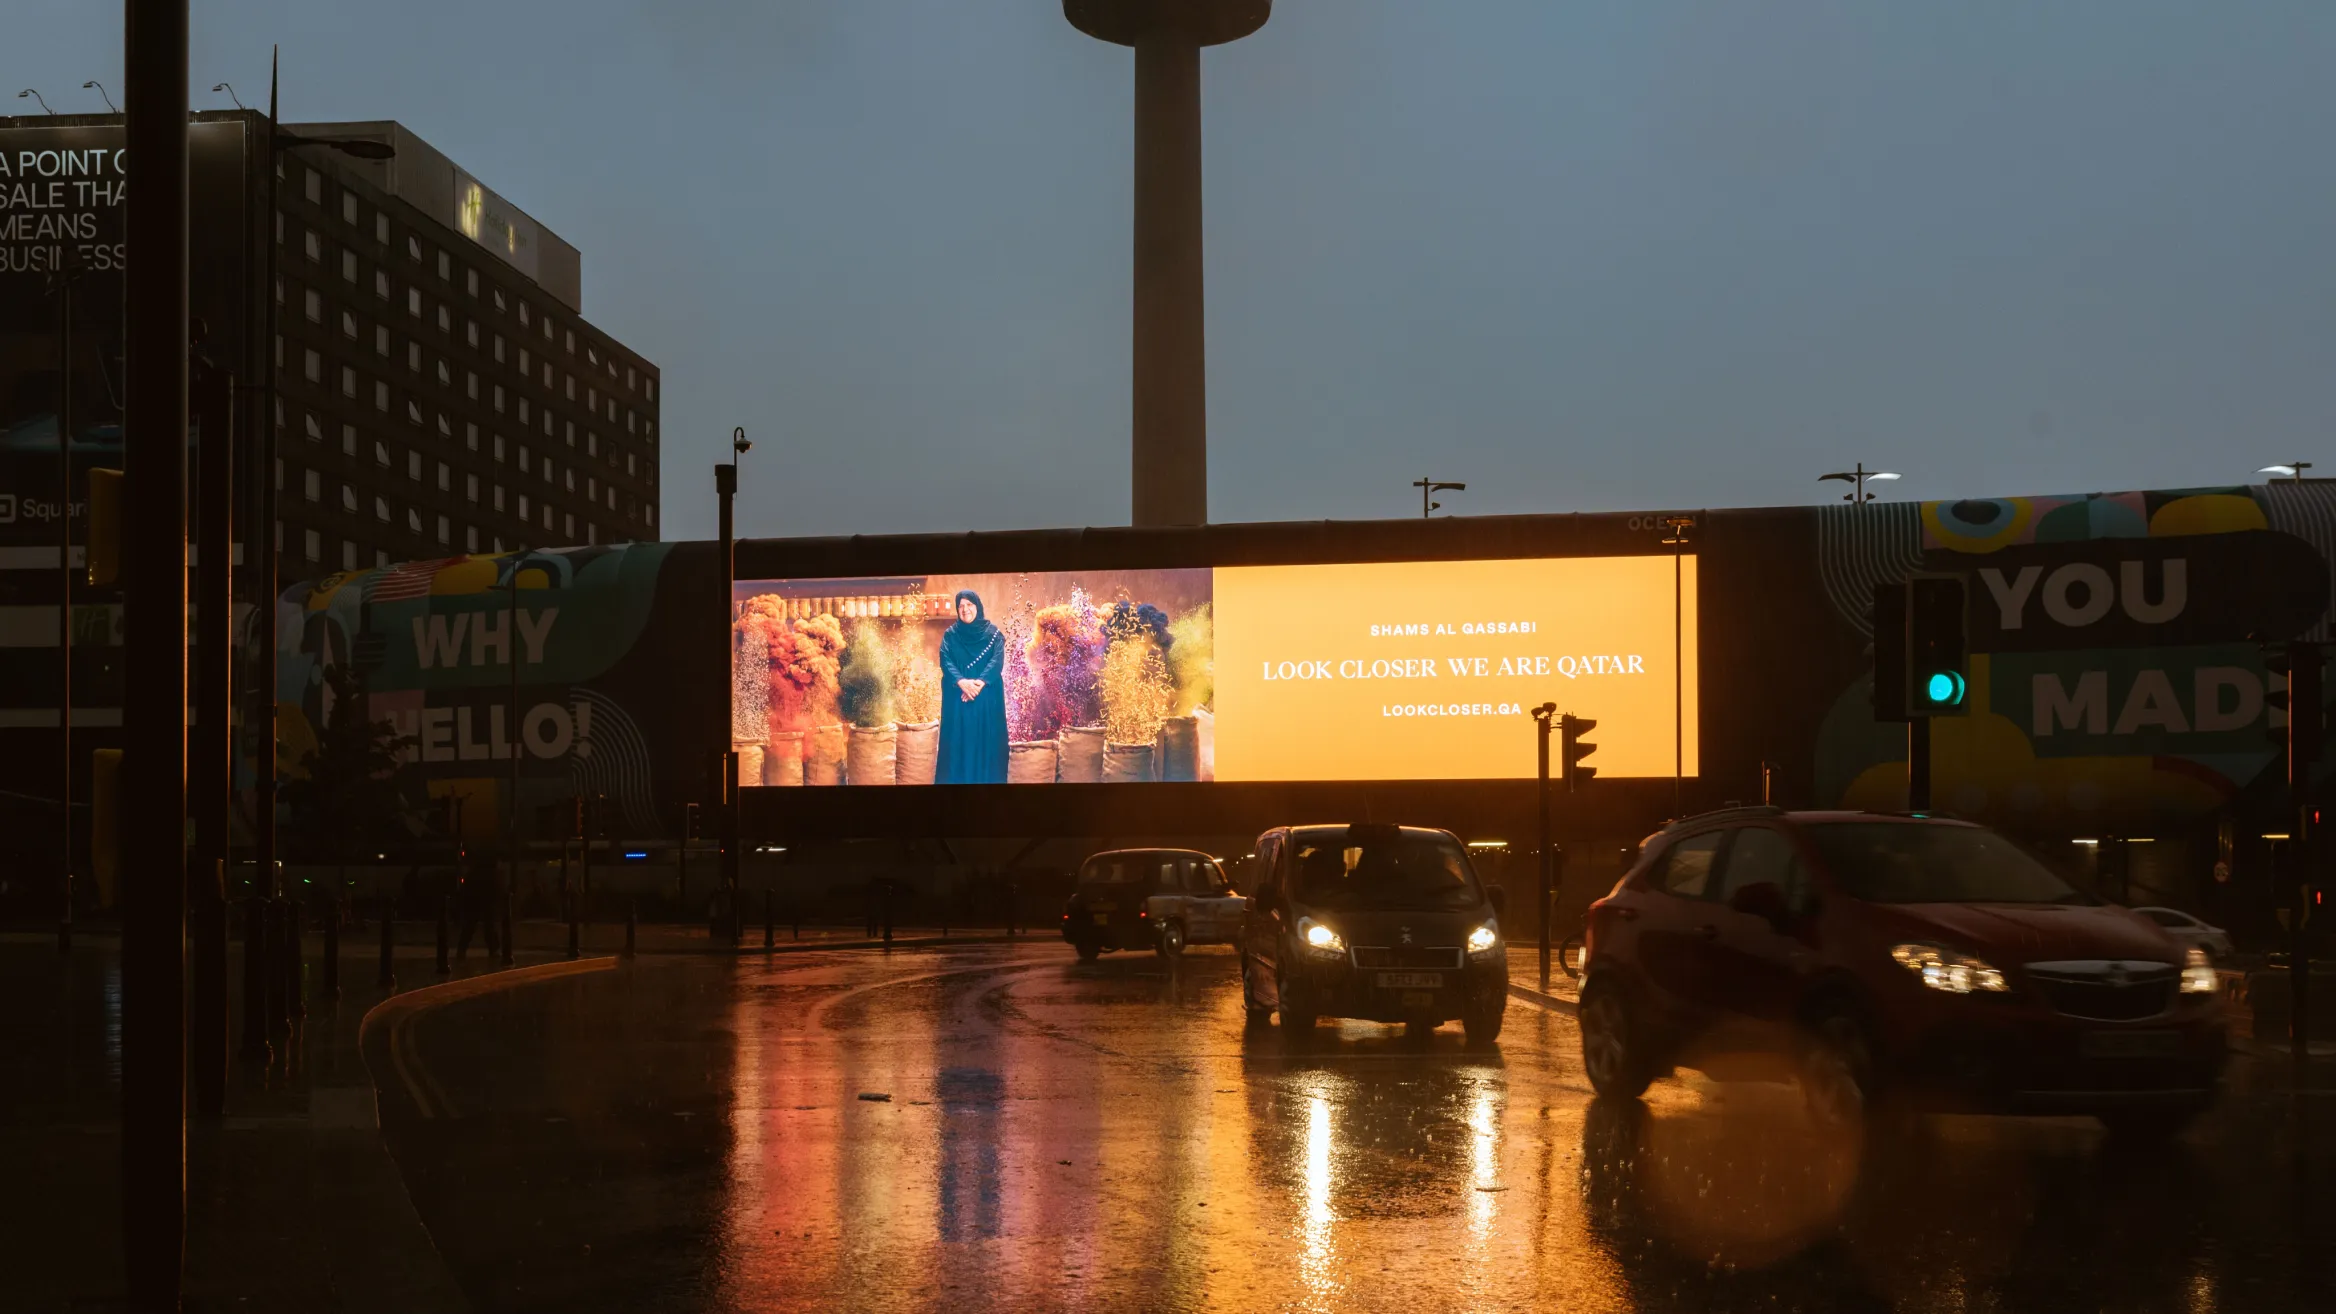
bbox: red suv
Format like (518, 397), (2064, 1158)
(1577, 809), (2225, 1139)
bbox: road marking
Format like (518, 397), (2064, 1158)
(361, 957), (617, 1120)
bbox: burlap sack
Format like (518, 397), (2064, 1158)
(805, 724), (847, 787)
(845, 723), (898, 786)
(1007, 740), (1060, 784)
(894, 721), (939, 785)
(763, 730), (805, 787)
(1058, 725), (1105, 783)
(1103, 742), (1155, 783)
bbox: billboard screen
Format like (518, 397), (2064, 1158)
(731, 555), (1698, 786)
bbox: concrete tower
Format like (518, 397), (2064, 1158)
(1065, 1), (1271, 527)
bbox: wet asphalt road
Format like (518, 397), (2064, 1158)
(376, 942), (2333, 1313)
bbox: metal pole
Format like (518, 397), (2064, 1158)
(1908, 718), (1933, 812)
(53, 254), (80, 953)
(121, 0), (192, 1298)
(717, 463), (739, 943)
(1536, 711), (1553, 990)
(506, 549), (522, 947)
(1673, 540), (1683, 816)
(189, 364), (233, 1115)
(255, 49), (282, 908)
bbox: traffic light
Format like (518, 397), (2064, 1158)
(1873, 578), (1970, 719)
(1906, 576), (1969, 716)
(2264, 641), (2325, 786)
(1560, 714), (1598, 792)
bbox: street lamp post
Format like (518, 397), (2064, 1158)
(716, 434), (746, 944)
(1818, 463), (1900, 504)
(1661, 516), (1696, 816)
(242, 54), (398, 1067)
(1413, 478), (1465, 518)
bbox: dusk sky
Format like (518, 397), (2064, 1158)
(12, 1), (2334, 541)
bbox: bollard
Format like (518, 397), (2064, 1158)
(881, 880), (894, 947)
(58, 872), (72, 953)
(764, 889), (774, 950)
(623, 901), (637, 960)
(261, 898), (286, 1038)
(323, 904), (341, 1000)
(377, 896), (396, 988)
(567, 894), (581, 960)
(283, 895), (306, 1022)
(500, 889), (515, 967)
(435, 896), (451, 976)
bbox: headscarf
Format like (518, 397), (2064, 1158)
(940, 589), (1002, 675)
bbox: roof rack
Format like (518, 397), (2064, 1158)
(1661, 804), (1786, 830)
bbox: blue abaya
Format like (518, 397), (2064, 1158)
(936, 590), (1009, 784)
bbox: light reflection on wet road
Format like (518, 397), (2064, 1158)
(378, 943), (2330, 1313)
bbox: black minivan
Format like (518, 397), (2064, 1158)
(1236, 824), (1509, 1045)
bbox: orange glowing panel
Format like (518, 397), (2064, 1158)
(1210, 555), (1698, 781)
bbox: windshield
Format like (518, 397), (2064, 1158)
(1289, 826), (1481, 911)
(1803, 823), (2089, 905)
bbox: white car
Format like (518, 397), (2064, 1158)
(2132, 906), (2234, 960)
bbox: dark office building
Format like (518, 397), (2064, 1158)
(0, 110), (662, 892)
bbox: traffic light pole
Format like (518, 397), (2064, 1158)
(2284, 640), (2320, 1074)
(1908, 717), (1932, 812)
(1532, 705), (1554, 989)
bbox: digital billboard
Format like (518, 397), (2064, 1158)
(730, 555), (1698, 786)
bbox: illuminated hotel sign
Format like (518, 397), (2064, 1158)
(453, 168), (539, 280)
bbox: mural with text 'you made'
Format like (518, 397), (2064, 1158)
(1814, 485), (2336, 835)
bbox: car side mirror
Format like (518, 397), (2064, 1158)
(1487, 886), (1508, 915)
(1728, 881), (1791, 926)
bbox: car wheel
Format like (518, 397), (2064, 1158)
(2099, 1103), (2207, 1145)
(1240, 958), (1273, 1030)
(1158, 920), (1186, 959)
(1074, 937), (1101, 962)
(1579, 978), (1652, 1099)
(1463, 994), (1506, 1049)
(1798, 1009), (1875, 1128)
(1278, 967), (1317, 1036)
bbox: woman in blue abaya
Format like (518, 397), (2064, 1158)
(936, 590), (1009, 784)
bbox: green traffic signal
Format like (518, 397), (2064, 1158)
(1924, 670), (1967, 706)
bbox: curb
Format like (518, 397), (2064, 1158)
(718, 933), (1025, 956)
(361, 956), (618, 1121)
(1507, 981), (1578, 1016)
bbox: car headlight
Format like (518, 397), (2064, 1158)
(1466, 922), (1500, 957)
(2179, 947), (2218, 994)
(1296, 917), (1346, 959)
(1889, 942), (2008, 994)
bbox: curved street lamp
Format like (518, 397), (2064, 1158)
(1819, 463), (1901, 504)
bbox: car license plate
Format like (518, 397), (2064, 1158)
(2080, 1030), (2180, 1059)
(1401, 991), (1436, 1009)
(1377, 972), (1444, 990)
(1092, 913), (1110, 925)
